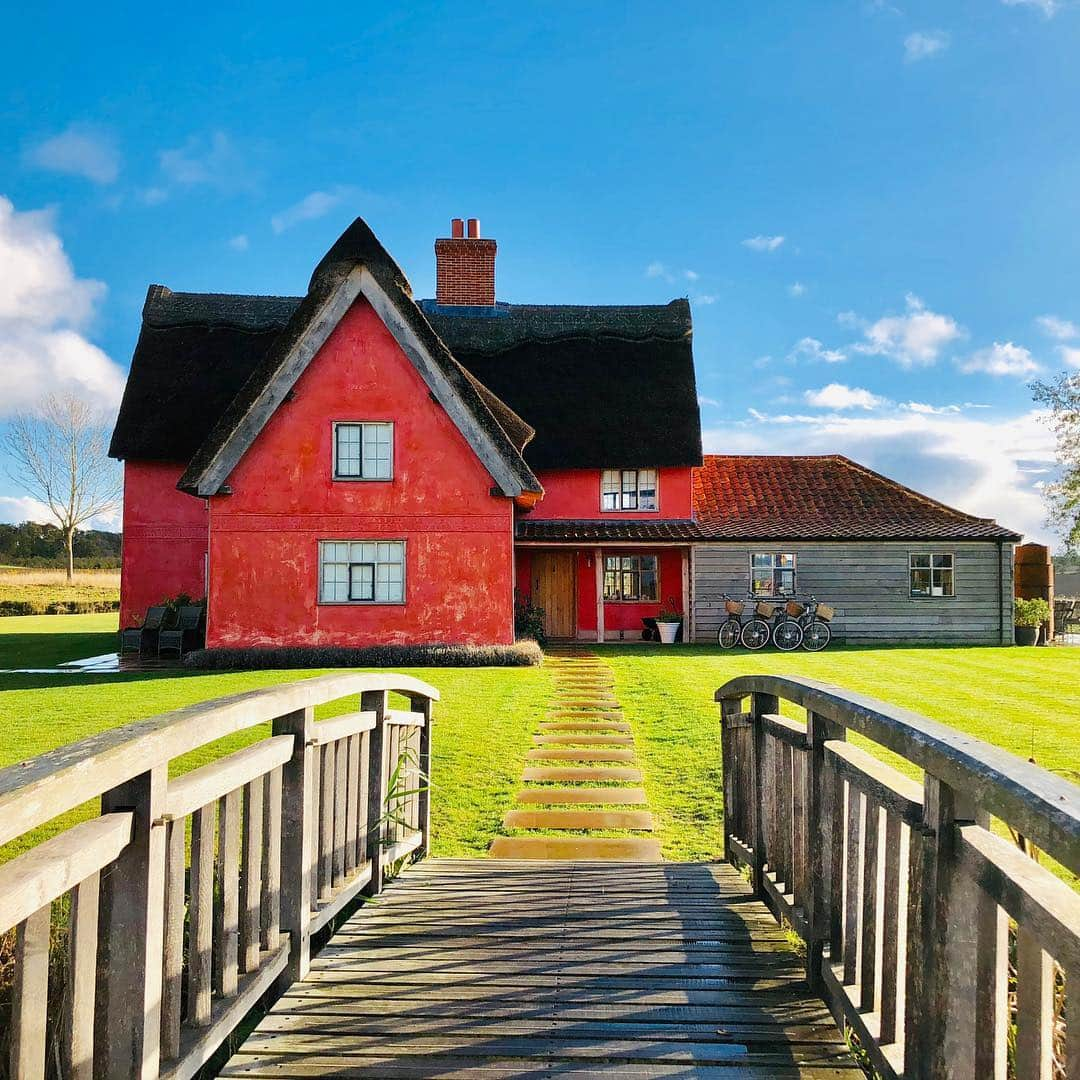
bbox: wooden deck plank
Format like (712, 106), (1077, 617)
(224, 859), (854, 1078)
(514, 788), (648, 805)
(489, 837), (662, 861)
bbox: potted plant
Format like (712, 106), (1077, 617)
(1014, 597), (1050, 646)
(656, 598), (683, 645)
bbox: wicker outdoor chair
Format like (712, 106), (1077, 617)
(119, 605), (169, 654)
(158, 605), (205, 657)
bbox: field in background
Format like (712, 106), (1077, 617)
(0, 568), (120, 615)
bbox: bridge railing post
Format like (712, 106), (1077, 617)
(274, 706), (315, 985)
(409, 692), (434, 859)
(94, 766), (168, 1080)
(748, 692), (778, 898)
(804, 709), (844, 989)
(362, 689), (389, 895)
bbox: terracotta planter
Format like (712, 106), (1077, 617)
(657, 620), (681, 644)
(1015, 625), (1039, 646)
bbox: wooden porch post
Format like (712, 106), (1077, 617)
(681, 548), (690, 641)
(595, 548), (604, 643)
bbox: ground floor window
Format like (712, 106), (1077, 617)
(751, 552), (796, 597)
(910, 553), (954, 597)
(603, 554), (658, 601)
(319, 541), (405, 603)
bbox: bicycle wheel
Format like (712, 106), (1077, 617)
(718, 619), (741, 649)
(802, 620), (831, 652)
(774, 620), (803, 651)
(741, 619), (770, 650)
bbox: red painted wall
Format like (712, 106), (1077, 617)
(205, 298), (515, 648)
(516, 546), (684, 638)
(120, 462), (207, 628)
(529, 468), (693, 520)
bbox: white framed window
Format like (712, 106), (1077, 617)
(319, 541), (405, 604)
(603, 554), (658, 601)
(751, 553), (796, 597)
(910, 553), (954, 598)
(600, 469), (658, 511)
(333, 422), (393, 480)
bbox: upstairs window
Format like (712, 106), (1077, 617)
(910, 553), (954, 597)
(751, 553), (796, 597)
(334, 422), (393, 480)
(601, 469), (658, 511)
(603, 555), (658, 601)
(319, 541), (405, 604)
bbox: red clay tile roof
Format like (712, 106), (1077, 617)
(693, 455), (1021, 542)
(516, 519), (705, 542)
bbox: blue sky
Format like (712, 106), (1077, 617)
(1, 0), (1077, 542)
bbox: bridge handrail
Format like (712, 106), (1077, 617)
(0, 671), (438, 1080)
(716, 673), (1080, 1080)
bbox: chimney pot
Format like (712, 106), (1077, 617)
(451, 217), (464, 238)
(466, 218), (480, 238)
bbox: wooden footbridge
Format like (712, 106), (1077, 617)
(1, 670), (1078, 1078)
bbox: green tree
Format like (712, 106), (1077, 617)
(1032, 372), (1080, 552)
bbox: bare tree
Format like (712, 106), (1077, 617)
(1032, 372), (1080, 553)
(5, 393), (121, 581)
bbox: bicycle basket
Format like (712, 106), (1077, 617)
(817, 603), (835, 622)
(725, 599), (745, 616)
(786, 601), (805, 618)
(756, 601), (777, 618)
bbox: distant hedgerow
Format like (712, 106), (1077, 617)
(183, 640), (544, 670)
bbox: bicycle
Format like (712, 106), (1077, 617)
(769, 600), (805, 652)
(740, 599), (778, 650)
(798, 595), (834, 652)
(717, 594), (753, 649)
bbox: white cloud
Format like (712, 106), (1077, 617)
(742, 235), (785, 253)
(788, 282), (807, 297)
(959, 341), (1041, 377)
(904, 30), (950, 62)
(804, 383), (885, 410)
(853, 293), (965, 367)
(684, 269), (699, 281)
(789, 337), (847, 364)
(24, 126), (120, 184)
(229, 234), (249, 252)
(694, 294), (718, 306)
(1059, 346), (1080, 369)
(0, 495), (53, 524)
(702, 406), (1055, 543)
(144, 132), (255, 204)
(271, 187), (357, 234)
(1036, 314), (1078, 340)
(0, 197), (124, 416)
(645, 261), (667, 278)
(697, 395), (721, 408)
(904, 401), (961, 415)
(1002, 0), (1060, 16)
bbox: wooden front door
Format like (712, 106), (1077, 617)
(532, 552), (576, 639)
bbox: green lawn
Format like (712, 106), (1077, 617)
(1, 616), (1078, 874)
(597, 642), (1080, 864)
(0, 614), (553, 861)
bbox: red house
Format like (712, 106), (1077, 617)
(110, 217), (703, 647)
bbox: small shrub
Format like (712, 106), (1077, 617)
(1014, 596), (1051, 628)
(184, 640), (544, 670)
(514, 594), (547, 646)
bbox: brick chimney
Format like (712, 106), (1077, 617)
(435, 218), (497, 306)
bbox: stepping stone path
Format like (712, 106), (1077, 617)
(490, 649), (662, 861)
